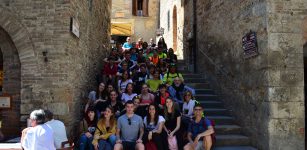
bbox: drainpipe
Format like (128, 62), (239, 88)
(193, 0), (198, 73)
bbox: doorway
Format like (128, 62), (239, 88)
(0, 27), (21, 138)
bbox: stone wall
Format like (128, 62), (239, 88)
(196, 0), (305, 149)
(0, 0), (111, 137)
(111, 0), (158, 42)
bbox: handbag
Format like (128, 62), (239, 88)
(145, 140), (158, 150)
(167, 135), (178, 150)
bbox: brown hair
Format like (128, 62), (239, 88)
(101, 106), (116, 128)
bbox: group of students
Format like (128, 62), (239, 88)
(78, 37), (215, 150)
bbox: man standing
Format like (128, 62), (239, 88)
(114, 100), (145, 150)
(21, 109), (56, 150)
(45, 110), (68, 149)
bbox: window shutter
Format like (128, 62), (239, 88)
(143, 0), (149, 17)
(132, 0), (137, 16)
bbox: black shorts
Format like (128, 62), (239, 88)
(122, 141), (136, 150)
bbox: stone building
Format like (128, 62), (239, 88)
(160, 0), (306, 149)
(159, 0), (186, 60)
(111, 0), (159, 44)
(0, 0), (111, 137)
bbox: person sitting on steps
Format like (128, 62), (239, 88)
(184, 104), (214, 150)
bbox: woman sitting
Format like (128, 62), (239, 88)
(139, 83), (155, 107)
(121, 83), (137, 104)
(92, 106), (117, 150)
(117, 70), (133, 94)
(79, 107), (98, 150)
(143, 104), (168, 150)
(163, 97), (182, 149)
(107, 90), (124, 118)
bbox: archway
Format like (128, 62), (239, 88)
(0, 27), (21, 137)
(173, 6), (178, 52)
(0, 7), (38, 138)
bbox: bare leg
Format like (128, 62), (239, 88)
(114, 143), (123, 150)
(135, 143), (145, 150)
(184, 143), (193, 150)
(204, 136), (212, 150)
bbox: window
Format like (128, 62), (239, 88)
(132, 0), (149, 17)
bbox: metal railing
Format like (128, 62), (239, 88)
(198, 49), (239, 89)
(198, 48), (258, 110)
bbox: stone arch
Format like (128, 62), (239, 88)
(172, 6), (178, 52)
(0, 6), (38, 136)
(0, 7), (37, 65)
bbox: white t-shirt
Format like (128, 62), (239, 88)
(45, 119), (68, 149)
(121, 93), (137, 103)
(144, 115), (165, 131)
(182, 99), (196, 118)
(22, 124), (56, 150)
(118, 79), (133, 93)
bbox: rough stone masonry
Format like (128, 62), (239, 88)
(196, 0), (306, 149)
(0, 0), (111, 137)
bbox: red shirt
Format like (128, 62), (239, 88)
(160, 92), (169, 105)
(103, 63), (118, 75)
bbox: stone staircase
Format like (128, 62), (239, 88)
(178, 63), (257, 150)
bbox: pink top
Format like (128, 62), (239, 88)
(140, 93), (154, 104)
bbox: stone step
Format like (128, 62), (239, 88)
(199, 101), (224, 108)
(215, 135), (250, 146)
(207, 116), (235, 125)
(195, 94), (219, 101)
(187, 83), (210, 88)
(196, 89), (215, 94)
(182, 74), (203, 78)
(184, 78), (207, 83)
(215, 125), (242, 134)
(204, 108), (228, 115)
(213, 146), (257, 150)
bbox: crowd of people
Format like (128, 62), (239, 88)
(20, 37), (215, 150)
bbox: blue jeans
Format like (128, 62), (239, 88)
(79, 134), (94, 150)
(98, 135), (116, 150)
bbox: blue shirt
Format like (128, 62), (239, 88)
(123, 42), (132, 49)
(188, 118), (212, 140)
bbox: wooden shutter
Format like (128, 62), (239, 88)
(132, 0), (137, 16)
(143, 0), (149, 17)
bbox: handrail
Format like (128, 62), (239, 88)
(198, 49), (239, 89)
(198, 49), (257, 110)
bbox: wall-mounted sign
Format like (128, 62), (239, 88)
(0, 96), (11, 109)
(242, 31), (259, 59)
(70, 17), (80, 38)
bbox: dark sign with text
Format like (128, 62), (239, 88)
(242, 31), (259, 59)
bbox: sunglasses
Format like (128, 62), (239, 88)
(127, 118), (131, 125)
